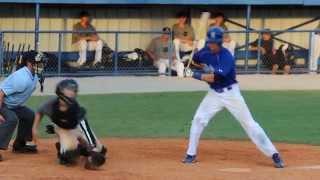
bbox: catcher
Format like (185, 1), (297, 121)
(32, 79), (107, 170)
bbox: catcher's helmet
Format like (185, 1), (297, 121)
(206, 26), (224, 45)
(55, 79), (79, 105)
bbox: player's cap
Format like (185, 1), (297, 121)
(162, 27), (171, 34)
(206, 26), (224, 45)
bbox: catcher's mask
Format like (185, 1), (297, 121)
(21, 51), (47, 92)
(55, 79), (79, 106)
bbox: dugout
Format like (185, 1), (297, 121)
(0, 0), (320, 75)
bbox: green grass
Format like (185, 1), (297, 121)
(26, 91), (320, 145)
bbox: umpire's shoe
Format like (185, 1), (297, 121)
(272, 153), (284, 168)
(182, 154), (197, 164)
(12, 143), (38, 154)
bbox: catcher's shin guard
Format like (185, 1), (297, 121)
(59, 148), (80, 166)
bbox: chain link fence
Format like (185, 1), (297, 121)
(0, 30), (318, 76)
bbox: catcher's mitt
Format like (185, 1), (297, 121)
(84, 151), (106, 170)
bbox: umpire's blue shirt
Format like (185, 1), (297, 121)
(0, 67), (38, 109)
(193, 46), (237, 91)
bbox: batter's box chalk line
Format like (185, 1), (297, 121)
(219, 165), (320, 173)
(291, 165), (320, 170)
(219, 168), (252, 173)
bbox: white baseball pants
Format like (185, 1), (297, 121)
(77, 40), (103, 65)
(55, 118), (103, 154)
(173, 38), (194, 61)
(186, 84), (278, 157)
(155, 58), (184, 77)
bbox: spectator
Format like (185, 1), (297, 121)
(210, 12), (236, 56)
(251, 29), (277, 74)
(72, 11), (103, 67)
(146, 27), (184, 77)
(172, 11), (195, 63)
(251, 29), (292, 75)
(210, 12), (228, 31)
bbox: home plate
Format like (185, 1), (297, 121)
(219, 168), (252, 173)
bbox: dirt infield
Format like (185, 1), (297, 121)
(1, 138), (320, 180)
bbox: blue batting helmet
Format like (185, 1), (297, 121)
(206, 26), (224, 45)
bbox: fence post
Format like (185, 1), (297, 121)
(114, 32), (119, 75)
(0, 32), (3, 76)
(244, 5), (252, 72)
(308, 31), (313, 73)
(35, 3), (40, 51)
(168, 31), (173, 76)
(57, 33), (63, 76)
(257, 32), (262, 73)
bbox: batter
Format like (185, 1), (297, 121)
(183, 27), (284, 168)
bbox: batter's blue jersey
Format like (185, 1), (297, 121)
(193, 47), (237, 91)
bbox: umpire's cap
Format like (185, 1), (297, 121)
(20, 50), (46, 67)
(206, 26), (224, 45)
(22, 50), (39, 64)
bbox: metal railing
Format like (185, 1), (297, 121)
(0, 29), (319, 76)
(0, 30), (172, 76)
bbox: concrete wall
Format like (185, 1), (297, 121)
(0, 4), (319, 51)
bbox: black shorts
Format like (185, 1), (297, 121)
(262, 53), (293, 70)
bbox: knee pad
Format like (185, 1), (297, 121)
(59, 148), (80, 165)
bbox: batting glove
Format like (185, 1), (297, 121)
(203, 64), (215, 73)
(184, 67), (194, 77)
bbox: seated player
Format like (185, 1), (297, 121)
(251, 29), (291, 74)
(32, 79), (106, 170)
(172, 11), (195, 63)
(146, 27), (184, 77)
(72, 11), (103, 67)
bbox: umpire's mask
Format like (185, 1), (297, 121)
(21, 51), (47, 92)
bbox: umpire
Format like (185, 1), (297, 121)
(0, 51), (46, 161)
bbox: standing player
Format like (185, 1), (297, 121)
(32, 79), (106, 170)
(183, 27), (284, 168)
(0, 51), (46, 161)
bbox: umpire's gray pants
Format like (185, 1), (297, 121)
(0, 105), (35, 150)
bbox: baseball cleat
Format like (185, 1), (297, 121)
(182, 154), (197, 164)
(272, 153), (284, 168)
(12, 144), (38, 154)
(0, 153), (3, 161)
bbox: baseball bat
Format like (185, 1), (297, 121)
(186, 12), (210, 69)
